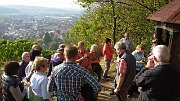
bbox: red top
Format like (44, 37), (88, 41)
(102, 43), (113, 60)
(76, 49), (91, 68)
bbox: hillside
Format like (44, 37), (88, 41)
(0, 5), (83, 15)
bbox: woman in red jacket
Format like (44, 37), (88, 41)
(102, 38), (113, 80)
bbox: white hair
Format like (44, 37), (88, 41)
(114, 42), (126, 50)
(21, 52), (30, 60)
(90, 44), (98, 52)
(152, 45), (170, 63)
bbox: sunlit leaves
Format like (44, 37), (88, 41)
(68, 0), (169, 52)
(0, 40), (54, 68)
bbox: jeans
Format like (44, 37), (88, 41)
(103, 59), (111, 78)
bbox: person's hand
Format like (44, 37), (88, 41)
(76, 92), (84, 101)
(22, 78), (30, 87)
(137, 60), (145, 64)
(113, 88), (120, 95)
(114, 60), (117, 64)
(84, 54), (88, 58)
(145, 56), (155, 68)
(81, 54), (87, 60)
(96, 60), (100, 63)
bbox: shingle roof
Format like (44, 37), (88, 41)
(147, 0), (180, 24)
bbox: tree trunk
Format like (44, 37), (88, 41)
(110, 0), (117, 45)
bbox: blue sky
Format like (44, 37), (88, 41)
(0, 0), (83, 9)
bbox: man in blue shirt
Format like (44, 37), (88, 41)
(48, 45), (101, 101)
(132, 45), (145, 72)
(128, 45), (145, 96)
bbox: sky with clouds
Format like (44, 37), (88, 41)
(0, 0), (82, 9)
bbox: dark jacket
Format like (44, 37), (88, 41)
(2, 74), (28, 101)
(47, 60), (63, 77)
(18, 60), (28, 79)
(118, 50), (136, 89)
(135, 64), (180, 101)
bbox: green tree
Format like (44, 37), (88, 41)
(0, 40), (54, 68)
(43, 32), (52, 48)
(69, 0), (168, 51)
(43, 32), (52, 44)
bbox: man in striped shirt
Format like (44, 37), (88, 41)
(48, 45), (101, 101)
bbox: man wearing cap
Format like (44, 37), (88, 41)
(111, 42), (136, 101)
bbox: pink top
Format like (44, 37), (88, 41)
(116, 59), (127, 74)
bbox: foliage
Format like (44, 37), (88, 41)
(0, 31), (59, 50)
(0, 40), (54, 68)
(48, 32), (64, 50)
(40, 31), (64, 50)
(68, 6), (113, 48)
(68, 0), (169, 54)
(43, 32), (52, 45)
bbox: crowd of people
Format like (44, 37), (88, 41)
(1, 33), (180, 101)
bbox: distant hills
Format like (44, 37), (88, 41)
(0, 5), (84, 15)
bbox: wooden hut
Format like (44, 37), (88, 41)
(147, 0), (180, 71)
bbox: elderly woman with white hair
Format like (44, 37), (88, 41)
(134, 45), (180, 101)
(89, 44), (102, 82)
